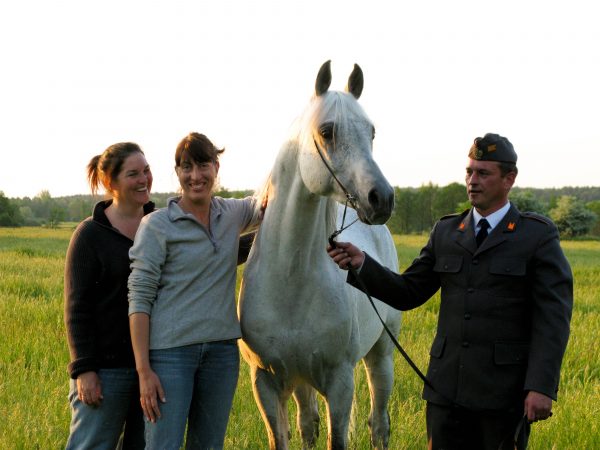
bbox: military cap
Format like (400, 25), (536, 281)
(468, 133), (517, 163)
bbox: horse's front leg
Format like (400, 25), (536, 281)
(251, 365), (291, 450)
(293, 383), (320, 449)
(323, 365), (355, 450)
(362, 330), (397, 450)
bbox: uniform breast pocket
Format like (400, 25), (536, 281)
(433, 255), (463, 273)
(489, 257), (526, 277)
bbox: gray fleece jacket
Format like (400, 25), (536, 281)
(128, 195), (259, 349)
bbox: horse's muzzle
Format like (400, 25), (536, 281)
(361, 187), (394, 225)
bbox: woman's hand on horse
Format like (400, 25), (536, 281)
(259, 192), (268, 220)
(327, 241), (365, 270)
(137, 367), (166, 423)
(76, 371), (103, 407)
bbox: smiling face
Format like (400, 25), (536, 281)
(110, 152), (152, 207)
(176, 156), (219, 205)
(465, 158), (515, 216)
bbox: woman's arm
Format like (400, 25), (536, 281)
(64, 223), (101, 380)
(128, 216), (168, 422)
(130, 312), (165, 423)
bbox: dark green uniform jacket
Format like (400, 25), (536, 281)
(350, 204), (573, 412)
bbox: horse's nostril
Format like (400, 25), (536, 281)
(368, 188), (393, 210)
(368, 188), (380, 209)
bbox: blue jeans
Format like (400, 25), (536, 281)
(66, 367), (144, 450)
(145, 339), (240, 450)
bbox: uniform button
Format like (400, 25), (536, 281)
(444, 264), (449, 270)
(472, 259), (479, 265)
(505, 268), (511, 273)
(464, 313), (471, 320)
(462, 341), (469, 348)
(467, 288), (474, 293)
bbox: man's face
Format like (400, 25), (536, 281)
(465, 159), (515, 216)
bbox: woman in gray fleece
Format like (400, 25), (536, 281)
(128, 132), (262, 450)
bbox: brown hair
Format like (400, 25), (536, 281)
(498, 161), (518, 177)
(175, 132), (224, 167)
(87, 142), (144, 196)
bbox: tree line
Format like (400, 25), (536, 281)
(1, 185), (599, 238)
(387, 183), (599, 238)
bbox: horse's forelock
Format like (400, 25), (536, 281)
(294, 91), (370, 152)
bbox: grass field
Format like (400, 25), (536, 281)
(0, 227), (598, 449)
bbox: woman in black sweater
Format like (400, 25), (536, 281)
(64, 142), (153, 449)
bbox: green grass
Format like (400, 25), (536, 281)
(1, 228), (598, 449)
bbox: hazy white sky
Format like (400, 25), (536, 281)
(1, 0), (598, 199)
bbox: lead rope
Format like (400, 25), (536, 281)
(314, 137), (434, 390)
(315, 137), (523, 448)
(345, 257), (436, 390)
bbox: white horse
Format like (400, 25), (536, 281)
(238, 60), (401, 450)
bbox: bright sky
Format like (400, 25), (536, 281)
(1, 1), (598, 199)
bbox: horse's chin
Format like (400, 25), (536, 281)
(356, 208), (391, 226)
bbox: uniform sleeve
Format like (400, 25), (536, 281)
(524, 222), (573, 399)
(64, 223), (100, 378)
(128, 217), (167, 316)
(348, 226), (441, 310)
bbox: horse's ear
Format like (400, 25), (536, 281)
(345, 64), (363, 99)
(315, 60), (332, 96)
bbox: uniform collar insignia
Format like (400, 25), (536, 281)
(507, 222), (516, 231)
(459, 222), (466, 230)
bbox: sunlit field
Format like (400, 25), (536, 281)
(1, 227), (598, 448)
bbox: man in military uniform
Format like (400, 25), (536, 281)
(328, 133), (573, 449)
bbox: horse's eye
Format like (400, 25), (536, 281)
(319, 123), (334, 141)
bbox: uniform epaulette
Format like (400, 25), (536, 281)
(440, 209), (469, 221)
(521, 211), (551, 225)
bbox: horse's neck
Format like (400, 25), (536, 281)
(259, 142), (335, 262)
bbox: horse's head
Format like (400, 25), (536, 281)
(295, 60), (394, 225)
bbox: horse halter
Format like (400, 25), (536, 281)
(312, 137), (359, 246)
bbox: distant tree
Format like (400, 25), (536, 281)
(509, 191), (548, 215)
(47, 205), (66, 228)
(0, 191), (24, 226)
(66, 196), (95, 222)
(215, 188), (254, 199)
(432, 182), (467, 219)
(388, 187), (417, 234)
(457, 200), (471, 212)
(18, 206), (40, 226)
(585, 200), (600, 236)
(415, 183), (436, 231)
(31, 190), (53, 219)
(549, 196), (597, 237)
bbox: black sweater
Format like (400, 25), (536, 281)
(64, 200), (155, 379)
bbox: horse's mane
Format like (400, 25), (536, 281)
(253, 172), (272, 214)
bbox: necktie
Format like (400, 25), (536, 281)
(476, 218), (489, 247)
